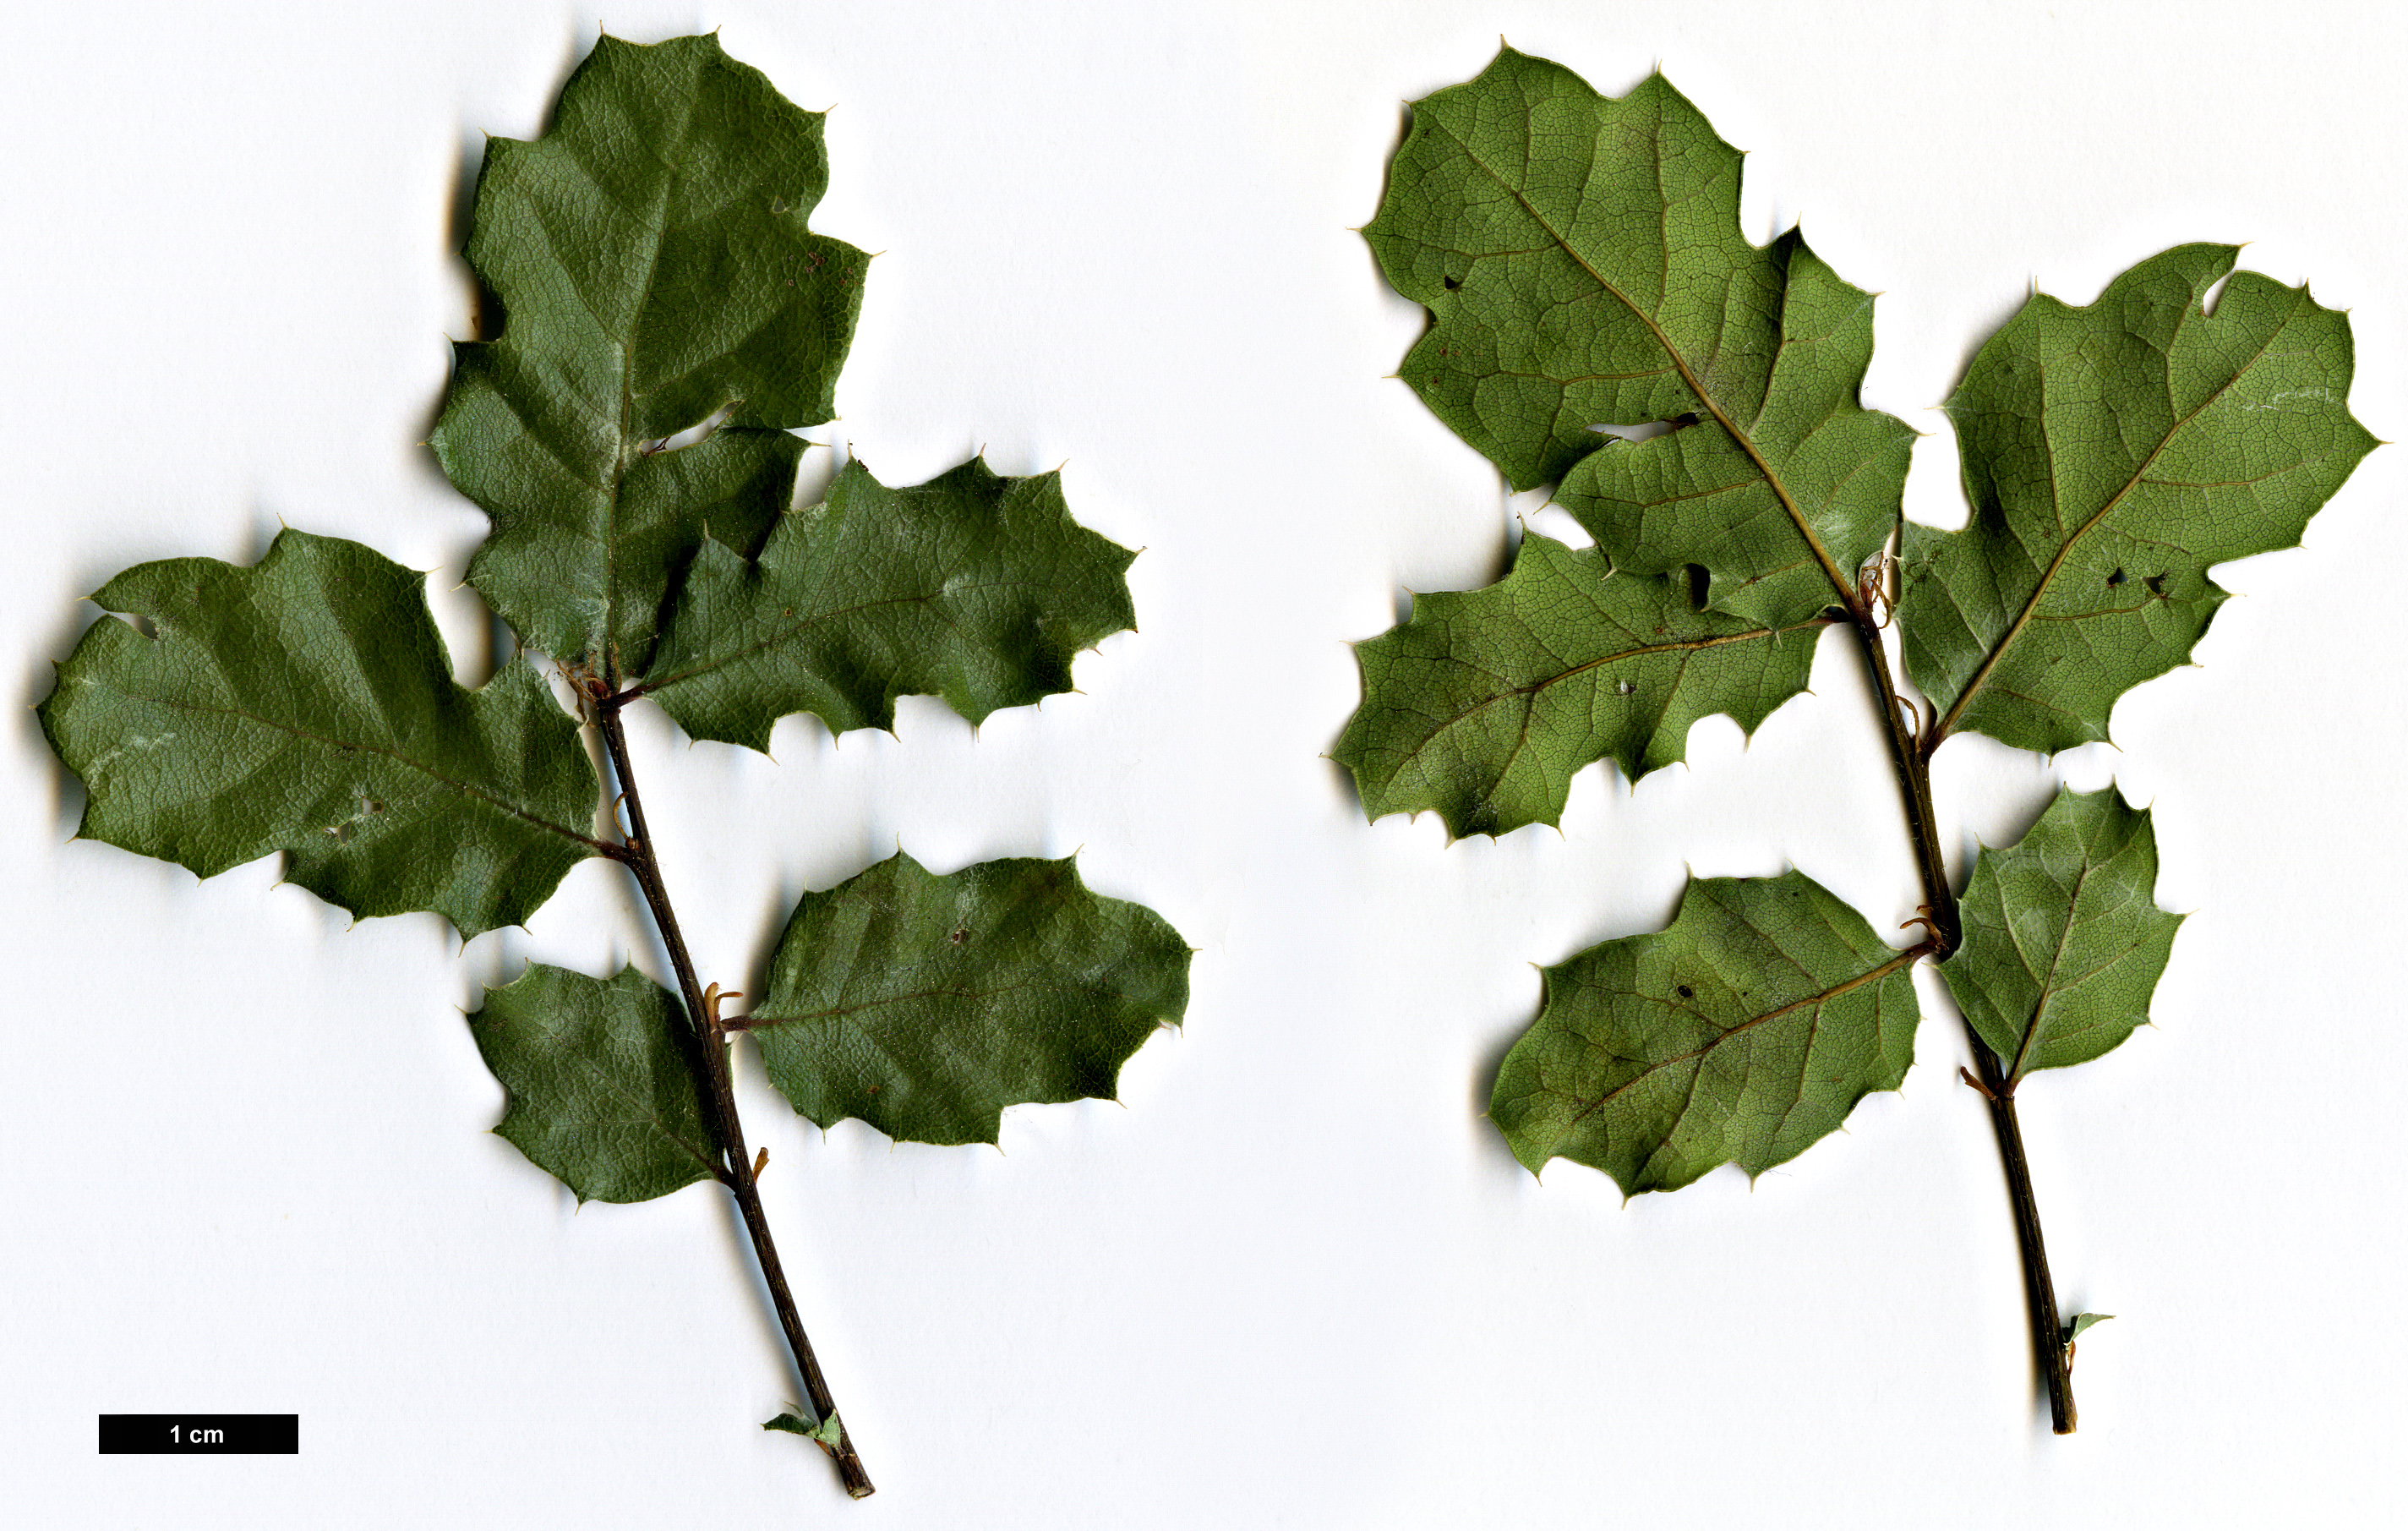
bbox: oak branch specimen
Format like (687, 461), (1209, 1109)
(1340, 48), (2370, 1433)
(41, 33), (1189, 1500)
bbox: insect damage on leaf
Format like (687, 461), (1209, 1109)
(1900, 244), (2376, 756)
(1335, 534), (1828, 839)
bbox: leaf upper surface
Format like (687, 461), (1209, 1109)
(1334, 534), (1826, 837)
(750, 854), (1189, 1146)
(39, 529), (598, 938)
(1491, 872), (1921, 1194)
(430, 33), (867, 674)
(638, 458), (1138, 750)
(1941, 787), (2182, 1080)
(1366, 49), (1913, 626)
(1900, 245), (2376, 755)
(468, 963), (723, 1204)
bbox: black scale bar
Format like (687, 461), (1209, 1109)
(98, 1414), (299, 1454)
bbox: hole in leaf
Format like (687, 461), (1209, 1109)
(641, 400), (740, 457)
(1589, 417), (1684, 446)
(2105, 568), (2127, 587)
(1676, 984), (1694, 999)
(1442, 274), (1461, 291)
(2146, 573), (2167, 596)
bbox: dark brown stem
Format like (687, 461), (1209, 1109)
(594, 697), (876, 1498)
(1966, 1047), (2078, 1433)
(1843, 602), (2077, 1433)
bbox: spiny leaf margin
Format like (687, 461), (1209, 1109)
(468, 962), (724, 1205)
(1941, 785), (2182, 1080)
(39, 528), (599, 939)
(431, 31), (870, 675)
(1335, 533), (1828, 838)
(1365, 46), (1914, 628)
(749, 852), (1189, 1146)
(1900, 243), (2376, 756)
(636, 457), (1138, 751)
(1491, 871), (1921, 1195)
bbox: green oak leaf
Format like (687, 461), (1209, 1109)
(1941, 787), (2182, 1080)
(1334, 533), (1827, 838)
(468, 963), (723, 1204)
(636, 457), (1138, 751)
(1900, 244), (2376, 755)
(39, 529), (599, 938)
(1491, 872), (1921, 1193)
(1365, 48), (1913, 626)
(763, 1409), (844, 1449)
(749, 854), (1189, 1146)
(2063, 1312), (2113, 1345)
(430, 32), (868, 676)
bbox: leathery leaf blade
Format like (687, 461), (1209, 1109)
(39, 529), (598, 938)
(469, 963), (723, 1204)
(750, 854), (1189, 1146)
(1941, 787), (2182, 1080)
(1366, 48), (1913, 626)
(638, 458), (1138, 750)
(1334, 534), (1826, 838)
(1900, 244), (2376, 755)
(431, 32), (867, 674)
(1492, 872), (1921, 1194)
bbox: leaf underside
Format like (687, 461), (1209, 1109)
(639, 457), (1139, 751)
(1491, 872), (1921, 1195)
(1901, 244), (2376, 755)
(431, 32), (868, 675)
(1366, 47), (1912, 627)
(1942, 787), (2182, 1080)
(40, 529), (598, 938)
(1335, 533), (1827, 838)
(469, 963), (724, 1204)
(751, 854), (1191, 1146)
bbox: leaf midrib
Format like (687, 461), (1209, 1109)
(636, 577), (1076, 697)
(1551, 943), (1919, 1138)
(1381, 616), (1825, 774)
(104, 678), (603, 853)
(598, 82), (706, 683)
(520, 998), (721, 1184)
(754, 973), (1128, 1031)
(2004, 858), (2099, 1082)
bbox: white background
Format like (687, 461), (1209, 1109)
(5, 1), (2403, 1525)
